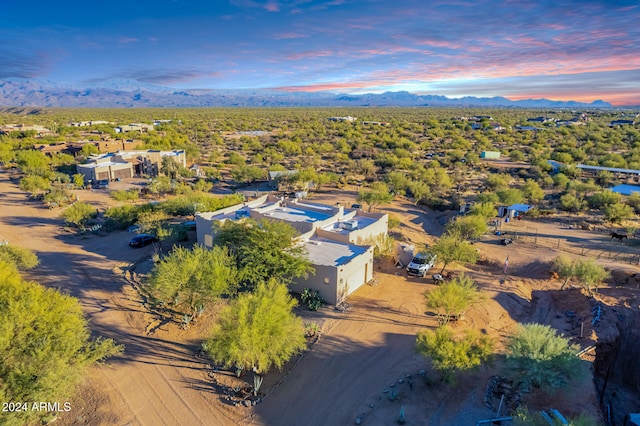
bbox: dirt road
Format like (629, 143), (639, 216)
(0, 171), (242, 425)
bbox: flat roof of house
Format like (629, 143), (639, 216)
(304, 238), (368, 266)
(77, 161), (131, 169)
(260, 203), (332, 223)
(576, 164), (640, 175)
(611, 184), (640, 195)
(321, 215), (378, 234)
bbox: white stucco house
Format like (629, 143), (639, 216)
(196, 194), (388, 305)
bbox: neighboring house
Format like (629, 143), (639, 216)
(497, 203), (533, 218)
(327, 116), (357, 122)
(480, 151), (501, 159)
(76, 154), (134, 181)
(0, 124), (55, 136)
(527, 116), (554, 123)
(196, 194), (388, 305)
(76, 149), (186, 181)
(514, 126), (542, 131)
(114, 123), (154, 133)
(610, 119), (635, 126)
(94, 139), (143, 153)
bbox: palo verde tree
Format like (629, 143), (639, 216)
(214, 218), (314, 289)
(0, 244), (39, 270)
(204, 279), (306, 375)
(424, 274), (482, 323)
(356, 181), (394, 212)
(61, 202), (96, 230)
(416, 325), (493, 383)
(431, 234), (479, 274)
(0, 260), (123, 426)
(505, 323), (582, 391)
(148, 245), (239, 317)
(551, 256), (609, 295)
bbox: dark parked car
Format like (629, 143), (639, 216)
(129, 234), (157, 247)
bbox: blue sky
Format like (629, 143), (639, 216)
(2, 0), (639, 105)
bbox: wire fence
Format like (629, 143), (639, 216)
(494, 220), (640, 266)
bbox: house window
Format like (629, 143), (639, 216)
(324, 277), (330, 285)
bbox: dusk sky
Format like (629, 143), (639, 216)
(2, 0), (639, 105)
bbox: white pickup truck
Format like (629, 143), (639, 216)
(406, 252), (437, 277)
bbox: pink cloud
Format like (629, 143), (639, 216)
(273, 32), (308, 39)
(264, 2), (280, 12)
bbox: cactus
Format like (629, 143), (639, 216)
(253, 374), (264, 396)
(397, 406), (405, 425)
(388, 388), (398, 401)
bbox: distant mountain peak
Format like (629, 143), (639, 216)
(0, 79), (615, 108)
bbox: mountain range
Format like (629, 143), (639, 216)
(0, 79), (614, 108)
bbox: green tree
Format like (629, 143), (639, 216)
(214, 218), (313, 289)
(81, 143), (99, 156)
(357, 181), (394, 212)
(559, 193), (586, 212)
(573, 258), (610, 296)
(204, 280), (306, 375)
(603, 203), (634, 224)
(587, 190), (622, 209)
(149, 245), (239, 316)
(522, 179), (545, 203)
(551, 256), (575, 290)
(497, 188), (525, 205)
(469, 202), (497, 219)
(445, 215), (488, 241)
(505, 323), (582, 390)
(0, 244), (39, 270)
(485, 173), (511, 191)
(424, 274), (482, 323)
(72, 173), (85, 188)
(160, 156), (180, 179)
(0, 260), (122, 425)
(19, 175), (51, 197)
(230, 165), (265, 185)
(407, 180), (430, 205)
(62, 202), (96, 229)
(416, 325), (493, 382)
(431, 234), (479, 273)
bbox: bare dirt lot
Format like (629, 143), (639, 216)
(1, 173), (638, 425)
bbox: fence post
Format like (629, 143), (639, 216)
(557, 239), (560, 249)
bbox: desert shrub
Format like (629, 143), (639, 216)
(62, 202), (96, 229)
(300, 288), (324, 311)
(0, 244), (39, 270)
(505, 323), (582, 391)
(111, 189), (140, 202)
(424, 274), (481, 323)
(0, 260), (122, 425)
(416, 325), (493, 382)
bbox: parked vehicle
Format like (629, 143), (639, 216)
(129, 234), (157, 247)
(501, 238), (513, 245)
(406, 252), (437, 277)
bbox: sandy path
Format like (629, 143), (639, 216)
(0, 171), (241, 425)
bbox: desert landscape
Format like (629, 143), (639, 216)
(1, 165), (638, 425)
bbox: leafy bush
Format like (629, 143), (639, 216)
(0, 260), (123, 425)
(62, 202), (96, 229)
(416, 325), (493, 382)
(205, 280), (306, 374)
(301, 288), (324, 311)
(111, 189), (140, 202)
(505, 323), (582, 390)
(424, 274), (481, 323)
(0, 244), (39, 270)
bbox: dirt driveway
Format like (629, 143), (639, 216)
(0, 171), (244, 425)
